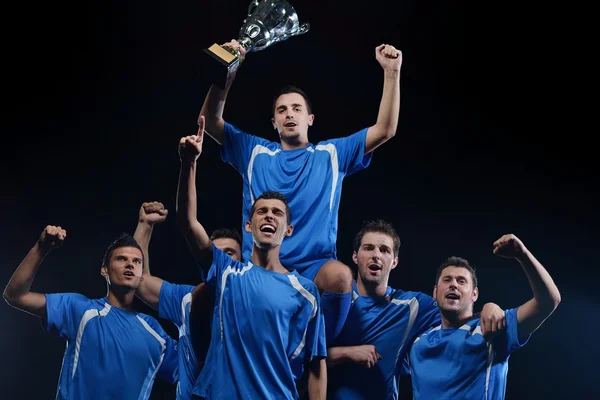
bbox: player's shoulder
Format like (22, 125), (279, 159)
(136, 312), (166, 331)
(391, 288), (434, 303)
(47, 292), (95, 309)
(291, 272), (320, 296)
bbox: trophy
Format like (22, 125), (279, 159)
(204, 0), (310, 89)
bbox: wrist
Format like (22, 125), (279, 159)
(180, 159), (197, 168)
(383, 69), (400, 79)
(136, 219), (155, 228)
(34, 241), (53, 254)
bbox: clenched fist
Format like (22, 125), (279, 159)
(38, 225), (66, 249)
(139, 201), (168, 225)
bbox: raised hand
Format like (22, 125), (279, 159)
(179, 116), (205, 163)
(375, 44), (402, 73)
(38, 225), (66, 250)
(139, 201), (168, 225)
(493, 234), (527, 259)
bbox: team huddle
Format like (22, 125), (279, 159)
(4, 42), (560, 400)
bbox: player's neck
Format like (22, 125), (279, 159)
(280, 135), (309, 150)
(356, 278), (388, 297)
(106, 287), (136, 313)
(251, 245), (289, 274)
(440, 310), (473, 329)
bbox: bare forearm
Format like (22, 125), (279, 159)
(307, 358), (327, 400)
(176, 161), (212, 260)
(4, 243), (48, 302)
(376, 70), (400, 132)
(365, 70), (400, 153)
(133, 221), (153, 275)
(200, 85), (229, 145)
(518, 249), (561, 311)
(326, 346), (352, 368)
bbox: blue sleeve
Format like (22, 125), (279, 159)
(43, 293), (89, 339)
(157, 329), (179, 384)
(415, 294), (441, 335)
(203, 244), (234, 290)
(304, 287), (328, 362)
(326, 128), (372, 176)
(158, 281), (195, 327)
(493, 307), (530, 362)
(221, 121), (270, 173)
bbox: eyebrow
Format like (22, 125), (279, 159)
(277, 103), (303, 110)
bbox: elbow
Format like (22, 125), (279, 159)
(3, 288), (18, 307)
(551, 290), (562, 310)
(539, 290), (561, 314)
(384, 127), (398, 140)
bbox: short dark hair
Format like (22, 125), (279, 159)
(210, 228), (242, 248)
(250, 191), (292, 225)
(353, 220), (401, 257)
(435, 256), (478, 288)
(102, 233), (143, 266)
(272, 85), (313, 115)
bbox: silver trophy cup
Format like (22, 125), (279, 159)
(204, 0), (310, 89)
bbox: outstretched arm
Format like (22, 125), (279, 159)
(133, 202), (168, 310)
(200, 40), (247, 145)
(493, 234), (561, 341)
(364, 44), (402, 154)
(3, 226), (66, 318)
(177, 116), (214, 276)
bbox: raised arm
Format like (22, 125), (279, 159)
(493, 234), (561, 341)
(364, 44), (402, 154)
(177, 116), (214, 276)
(3, 226), (66, 318)
(199, 39), (247, 145)
(132, 201), (168, 310)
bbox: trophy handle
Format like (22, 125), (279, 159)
(297, 23), (310, 35)
(281, 22), (310, 40)
(247, 0), (260, 17)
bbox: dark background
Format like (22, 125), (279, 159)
(1, 1), (596, 399)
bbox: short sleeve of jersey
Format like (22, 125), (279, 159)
(157, 336), (178, 384)
(158, 281), (195, 326)
(326, 128), (372, 176)
(493, 307), (530, 362)
(400, 293), (440, 376)
(221, 122), (271, 173)
(43, 293), (89, 339)
(203, 243), (235, 290)
(304, 289), (328, 363)
(415, 294), (441, 335)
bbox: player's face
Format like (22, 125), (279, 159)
(246, 198), (293, 249)
(213, 237), (242, 261)
(271, 93), (314, 143)
(101, 246), (144, 290)
(353, 232), (398, 287)
(434, 266), (478, 316)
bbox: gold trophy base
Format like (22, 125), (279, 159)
(203, 43), (241, 90)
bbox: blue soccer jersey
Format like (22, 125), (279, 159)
(221, 122), (372, 279)
(44, 293), (178, 400)
(409, 307), (530, 400)
(328, 282), (440, 400)
(192, 245), (327, 400)
(158, 282), (199, 400)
